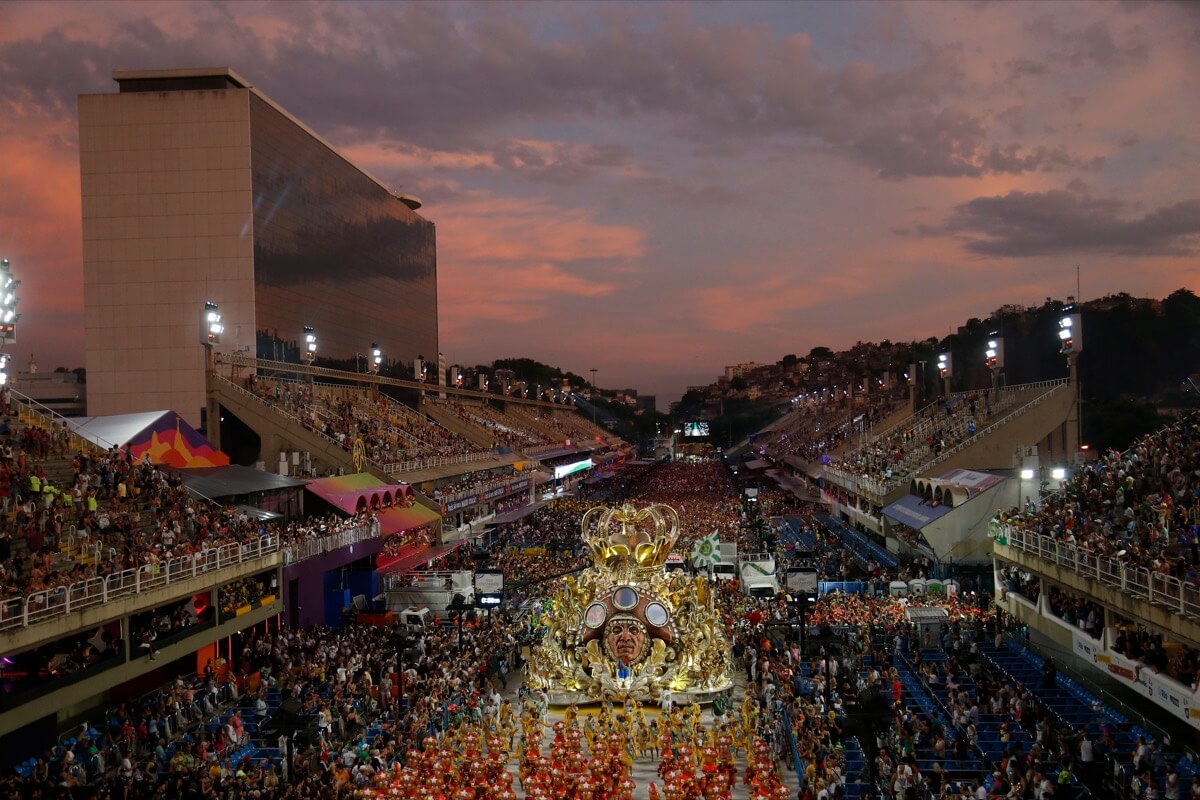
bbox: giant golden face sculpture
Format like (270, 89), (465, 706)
(526, 503), (732, 700)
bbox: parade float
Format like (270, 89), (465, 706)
(526, 503), (733, 704)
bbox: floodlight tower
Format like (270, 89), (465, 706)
(1058, 299), (1083, 458)
(0, 258), (20, 386)
(370, 343), (382, 375)
(303, 326), (317, 365)
(984, 332), (1004, 392)
(937, 351), (953, 400)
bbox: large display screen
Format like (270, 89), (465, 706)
(249, 95), (439, 367)
(554, 458), (594, 479)
(683, 422), (710, 437)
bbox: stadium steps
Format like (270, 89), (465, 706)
(209, 373), (392, 480)
(421, 401), (497, 448)
(817, 515), (898, 571)
(504, 406), (568, 444)
(831, 380), (1075, 507)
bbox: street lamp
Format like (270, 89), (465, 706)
(303, 326), (317, 364)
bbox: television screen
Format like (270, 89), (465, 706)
(684, 421), (710, 437)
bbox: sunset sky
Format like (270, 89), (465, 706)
(0, 1), (1197, 405)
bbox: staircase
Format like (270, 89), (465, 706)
(825, 380), (1074, 506)
(421, 400), (496, 448)
(209, 374), (389, 480)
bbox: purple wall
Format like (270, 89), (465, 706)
(282, 538), (383, 629)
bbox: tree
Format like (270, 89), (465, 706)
(808, 346), (834, 361)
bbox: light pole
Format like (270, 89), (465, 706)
(1058, 302), (1083, 456)
(937, 352), (952, 401)
(984, 332), (1004, 394)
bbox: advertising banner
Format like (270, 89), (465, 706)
(444, 495), (479, 514)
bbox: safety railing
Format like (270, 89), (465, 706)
(379, 450), (494, 476)
(380, 570), (471, 592)
(213, 373), (350, 455)
(9, 385), (117, 454)
(0, 535), (280, 634)
(995, 525), (1200, 620)
(281, 520), (381, 565)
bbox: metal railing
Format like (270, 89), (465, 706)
(213, 373), (349, 454)
(380, 570), (471, 592)
(379, 450), (493, 475)
(9, 386), (117, 454)
(995, 525), (1200, 620)
(0, 534), (280, 633)
(281, 521), (380, 565)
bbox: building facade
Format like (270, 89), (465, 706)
(80, 68), (438, 427)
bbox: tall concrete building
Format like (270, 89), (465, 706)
(80, 67), (438, 428)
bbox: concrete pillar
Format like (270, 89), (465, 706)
(1065, 355), (1081, 456)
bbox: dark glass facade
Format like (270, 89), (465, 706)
(249, 94), (438, 367)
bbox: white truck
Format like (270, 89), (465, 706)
(711, 542), (739, 582)
(377, 570), (475, 619)
(740, 552), (780, 598)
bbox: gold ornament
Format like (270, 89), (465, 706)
(526, 503), (732, 702)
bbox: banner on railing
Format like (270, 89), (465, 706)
(1065, 624), (1200, 729)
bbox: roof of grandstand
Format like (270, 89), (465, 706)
(171, 464), (308, 499)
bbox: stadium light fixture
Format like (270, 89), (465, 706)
(937, 352), (952, 379)
(303, 326), (317, 363)
(202, 301), (223, 346)
(371, 343), (382, 373)
(0, 259), (18, 344)
(1058, 303), (1082, 355)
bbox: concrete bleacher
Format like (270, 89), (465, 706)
(824, 379), (1072, 505)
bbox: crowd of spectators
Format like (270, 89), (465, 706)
(821, 386), (1057, 496)
(999, 412), (1200, 584)
(0, 423), (376, 607)
(431, 400), (552, 450)
(806, 592), (993, 628)
(243, 377), (483, 466)
(426, 467), (517, 501)
(378, 524), (434, 562)
(760, 392), (904, 463)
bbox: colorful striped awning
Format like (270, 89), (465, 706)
(305, 472), (412, 514)
(376, 503), (441, 536)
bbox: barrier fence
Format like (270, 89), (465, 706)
(995, 524), (1200, 619)
(0, 535), (280, 633)
(281, 521), (379, 565)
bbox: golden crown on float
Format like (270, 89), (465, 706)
(582, 502), (680, 569)
(527, 502), (733, 703)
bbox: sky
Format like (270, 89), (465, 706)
(0, 1), (1198, 407)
